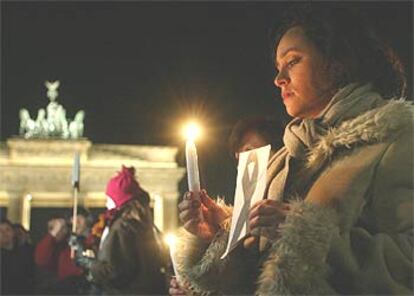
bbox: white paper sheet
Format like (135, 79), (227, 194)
(221, 144), (270, 259)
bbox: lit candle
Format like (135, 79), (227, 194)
(165, 233), (180, 281)
(184, 123), (201, 198)
(186, 139), (201, 196)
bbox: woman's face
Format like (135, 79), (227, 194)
(274, 26), (337, 118)
(71, 215), (88, 236)
(106, 196), (116, 210)
(235, 130), (268, 161)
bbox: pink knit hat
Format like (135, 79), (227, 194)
(105, 166), (143, 208)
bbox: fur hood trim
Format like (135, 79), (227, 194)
(307, 99), (413, 170)
(175, 198), (233, 295)
(257, 201), (338, 296)
(175, 228), (228, 295)
(116, 199), (152, 227)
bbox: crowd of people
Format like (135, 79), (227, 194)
(1, 3), (413, 296)
(1, 165), (174, 295)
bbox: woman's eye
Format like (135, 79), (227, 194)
(287, 57), (300, 68)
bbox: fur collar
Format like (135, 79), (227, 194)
(113, 199), (152, 227)
(307, 99), (413, 171)
(257, 201), (339, 295)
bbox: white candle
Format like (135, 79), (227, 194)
(169, 243), (179, 278)
(185, 139), (201, 197)
(165, 234), (180, 282)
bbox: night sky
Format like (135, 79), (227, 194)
(1, 1), (413, 199)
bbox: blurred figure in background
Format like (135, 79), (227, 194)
(1, 219), (35, 295)
(13, 223), (33, 247)
(75, 165), (169, 295)
(228, 116), (285, 162)
(34, 208), (93, 295)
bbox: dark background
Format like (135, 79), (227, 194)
(1, 1), (413, 231)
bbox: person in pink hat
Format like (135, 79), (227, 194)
(75, 165), (168, 295)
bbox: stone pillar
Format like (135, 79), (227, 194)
(21, 194), (33, 230)
(7, 191), (23, 223)
(152, 193), (165, 231)
(162, 192), (180, 233)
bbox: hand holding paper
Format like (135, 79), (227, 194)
(221, 145), (271, 259)
(248, 199), (290, 240)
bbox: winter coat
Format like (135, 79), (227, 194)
(34, 233), (91, 294)
(35, 233), (83, 280)
(175, 98), (413, 295)
(89, 199), (169, 295)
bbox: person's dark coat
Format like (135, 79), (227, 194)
(89, 199), (168, 295)
(1, 244), (35, 295)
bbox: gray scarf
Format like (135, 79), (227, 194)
(266, 83), (384, 202)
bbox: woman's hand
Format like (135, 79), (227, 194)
(248, 199), (290, 241)
(178, 189), (229, 242)
(169, 276), (188, 296)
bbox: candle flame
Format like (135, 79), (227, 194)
(164, 233), (177, 248)
(183, 122), (201, 141)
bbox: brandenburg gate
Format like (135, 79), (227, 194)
(0, 81), (185, 233)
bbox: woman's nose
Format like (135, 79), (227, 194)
(274, 70), (289, 88)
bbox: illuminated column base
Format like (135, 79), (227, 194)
(7, 191), (22, 223)
(21, 194), (32, 229)
(150, 192), (179, 233)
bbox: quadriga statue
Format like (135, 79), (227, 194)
(69, 110), (85, 139)
(19, 108), (36, 138)
(17, 80), (86, 139)
(57, 105), (69, 139)
(34, 108), (49, 137)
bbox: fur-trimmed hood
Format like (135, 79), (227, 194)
(307, 99), (413, 171)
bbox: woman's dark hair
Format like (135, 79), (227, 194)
(228, 117), (285, 158)
(273, 3), (407, 98)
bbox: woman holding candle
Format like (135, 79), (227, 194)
(175, 4), (413, 295)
